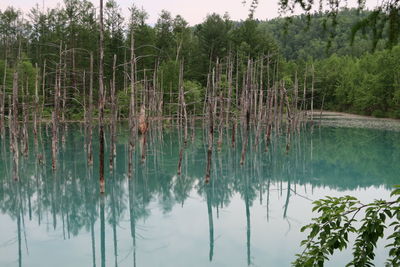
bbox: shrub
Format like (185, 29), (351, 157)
(293, 186), (400, 266)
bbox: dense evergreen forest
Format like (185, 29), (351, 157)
(0, 2), (399, 119)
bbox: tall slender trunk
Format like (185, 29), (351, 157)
(109, 55), (117, 171)
(11, 72), (19, 181)
(240, 60), (251, 166)
(177, 61), (187, 175)
(302, 65), (307, 120)
(99, 0), (105, 193)
(311, 64), (315, 124)
(205, 73), (214, 183)
(128, 31), (136, 177)
(40, 60), (46, 134)
(87, 53), (94, 165)
(51, 111), (57, 170)
(0, 59), (6, 134)
(33, 63), (39, 143)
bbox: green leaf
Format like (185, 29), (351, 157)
(310, 225), (320, 238)
(390, 186), (400, 197)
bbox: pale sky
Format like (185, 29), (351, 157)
(0, 0), (379, 26)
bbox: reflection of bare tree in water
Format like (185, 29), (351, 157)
(87, 166), (97, 267)
(110, 170), (119, 267)
(205, 184), (214, 262)
(100, 195), (106, 267)
(242, 162), (252, 266)
(0, 119), (399, 266)
(129, 177), (137, 267)
(16, 181), (23, 267)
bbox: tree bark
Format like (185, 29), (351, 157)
(99, 0), (105, 193)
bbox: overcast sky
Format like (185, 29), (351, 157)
(0, 0), (379, 26)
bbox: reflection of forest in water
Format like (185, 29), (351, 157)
(0, 123), (399, 266)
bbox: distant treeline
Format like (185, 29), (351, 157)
(0, 2), (399, 118)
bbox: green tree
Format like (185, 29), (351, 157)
(155, 10), (174, 60)
(293, 186), (400, 266)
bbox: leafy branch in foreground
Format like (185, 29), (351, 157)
(293, 185), (400, 267)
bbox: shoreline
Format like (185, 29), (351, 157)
(312, 110), (400, 131)
(312, 110), (400, 121)
(6, 111), (400, 126)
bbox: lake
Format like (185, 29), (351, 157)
(0, 121), (399, 267)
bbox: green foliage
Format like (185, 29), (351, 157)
(155, 10), (175, 60)
(195, 13), (232, 62)
(0, 58), (38, 96)
(1, 3), (398, 119)
(261, 9), (377, 60)
(18, 57), (38, 94)
(232, 19), (278, 57)
(117, 90), (129, 118)
(69, 110), (84, 121)
(311, 45), (400, 117)
(41, 107), (53, 120)
(159, 60), (179, 115)
(293, 186), (400, 266)
(184, 80), (204, 114)
(272, 0), (400, 50)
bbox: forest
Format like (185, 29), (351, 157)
(1, 2), (399, 120)
(1, 0), (400, 266)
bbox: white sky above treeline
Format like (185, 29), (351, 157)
(0, 0), (379, 26)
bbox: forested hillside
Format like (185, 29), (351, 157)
(262, 8), (383, 60)
(0, 1), (399, 119)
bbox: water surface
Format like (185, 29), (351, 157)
(0, 124), (399, 267)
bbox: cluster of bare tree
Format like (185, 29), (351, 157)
(1, 0), (318, 195)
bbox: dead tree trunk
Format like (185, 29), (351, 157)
(254, 58), (264, 148)
(51, 111), (57, 170)
(283, 85), (293, 153)
(216, 59), (224, 151)
(11, 72), (19, 180)
(99, 0), (105, 193)
(139, 105), (147, 163)
(83, 70), (87, 137)
(128, 31), (136, 177)
(22, 102), (28, 157)
(205, 94), (214, 184)
(311, 64), (315, 124)
(0, 59), (6, 135)
(61, 48), (67, 145)
(302, 65), (307, 121)
(293, 71), (299, 133)
(226, 56), (233, 125)
(109, 54), (117, 171)
(8, 95), (12, 146)
(177, 61), (187, 175)
(33, 63), (39, 144)
(12, 72), (19, 141)
(40, 60), (46, 135)
(240, 60), (251, 166)
(87, 53), (94, 165)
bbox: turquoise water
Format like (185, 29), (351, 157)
(0, 124), (399, 267)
